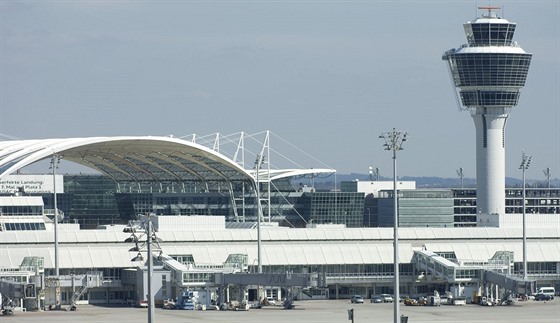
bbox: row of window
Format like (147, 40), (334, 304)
(455, 269), (481, 279)
(1, 205), (43, 216)
(182, 272), (215, 283)
(450, 53), (531, 87)
(2, 222), (46, 231)
(465, 23), (516, 46)
(461, 90), (520, 107)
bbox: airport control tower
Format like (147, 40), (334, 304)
(442, 7), (532, 217)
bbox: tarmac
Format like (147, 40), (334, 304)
(3, 299), (559, 323)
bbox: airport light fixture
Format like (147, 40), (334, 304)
(124, 215), (162, 323)
(49, 153), (61, 278)
(457, 167), (464, 189)
(368, 166), (380, 181)
(254, 154), (265, 274)
(379, 128), (407, 323)
(49, 153), (62, 309)
(543, 167), (551, 189)
(519, 151), (532, 280)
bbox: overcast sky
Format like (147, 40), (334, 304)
(1, 0), (558, 180)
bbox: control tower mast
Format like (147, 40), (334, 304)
(442, 7), (532, 217)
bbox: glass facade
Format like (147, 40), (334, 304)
(297, 192), (365, 227)
(450, 53), (531, 86)
(453, 189), (478, 227)
(453, 188), (560, 223)
(444, 17), (533, 110)
(465, 23), (516, 46)
(9, 173), (558, 229)
(115, 192), (231, 219)
(37, 175), (119, 228)
(377, 190), (454, 228)
(460, 90), (520, 107)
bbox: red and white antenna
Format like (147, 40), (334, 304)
(478, 6), (501, 17)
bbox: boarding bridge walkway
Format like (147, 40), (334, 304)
(413, 250), (535, 296)
(483, 270), (535, 297)
(159, 253), (247, 288)
(413, 250), (460, 283)
(220, 272), (311, 287)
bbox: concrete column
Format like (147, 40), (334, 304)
(335, 284), (339, 299)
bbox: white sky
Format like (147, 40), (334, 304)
(1, 0), (559, 180)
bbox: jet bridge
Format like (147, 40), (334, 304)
(413, 250), (536, 303)
(413, 250), (462, 283)
(218, 272), (312, 307)
(483, 270), (535, 296)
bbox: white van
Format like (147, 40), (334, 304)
(536, 287), (555, 300)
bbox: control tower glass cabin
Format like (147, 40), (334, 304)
(442, 7), (532, 217)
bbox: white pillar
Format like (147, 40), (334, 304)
(472, 107), (508, 217)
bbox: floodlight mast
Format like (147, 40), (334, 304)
(457, 167), (464, 188)
(147, 218), (154, 323)
(50, 153), (61, 309)
(50, 153), (60, 278)
(543, 167), (551, 188)
(442, 6), (532, 218)
(368, 166), (380, 181)
(254, 154), (265, 274)
(379, 128), (407, 323)
(124, 216), (162, 323)
(519, 151), (532, 280)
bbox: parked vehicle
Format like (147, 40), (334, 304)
(351, 295), (364, 303)
(266, 297), (276, 306)
(370, 295), (382, 303)
(380, 294), (394, 303)
(137, 300), (148, 308)
(404, 298), (420, 306)
(534, 293), (553, 301)
(536, 287), (555, 300)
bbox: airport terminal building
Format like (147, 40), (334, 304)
(1, 136), (559, 312)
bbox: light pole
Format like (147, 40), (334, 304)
(457, 167), (464, 189)
(519, 151), (531, 281)
(369, 166), (380, 181)
(380, 128), (407, 323)
(49, 153), (61, 278)
(125, 215), (162, 323)
(543, 167), (551, 189)
(254, 154), (265, 274)
(49, 153), (61, 309)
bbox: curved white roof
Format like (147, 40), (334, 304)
(251, 169), (336, 182)
(0, 136), (253, 183)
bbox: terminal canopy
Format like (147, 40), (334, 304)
(0, 136), (254, 183)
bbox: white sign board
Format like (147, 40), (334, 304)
(0, 174), (64, 194)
